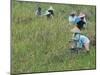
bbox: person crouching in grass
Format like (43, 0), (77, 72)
(70, 31), (90, 53)
(68, 12), (77, 25)
(48, 6), (54, 16)
(45, 6), (54, 19)
(35, 7), (42, 16)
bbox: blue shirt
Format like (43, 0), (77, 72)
(74, 17), (81, 24)
(74, 34), (90, 48)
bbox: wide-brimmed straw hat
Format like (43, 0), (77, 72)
(48, 6), (54, 10)
(71, 27), (81, 33)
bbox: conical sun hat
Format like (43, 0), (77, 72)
(71, 27), (81, 33)
(48, 6), (54, 10)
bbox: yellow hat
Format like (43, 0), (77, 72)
(71, 27), (81, 33)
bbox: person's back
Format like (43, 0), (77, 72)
(79, 35), (90, 53)
(80, 35), (90, 43)
(72, 34), (90, 52)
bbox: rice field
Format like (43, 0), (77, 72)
(11, 0), (96, 74)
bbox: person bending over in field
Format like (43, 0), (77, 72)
(70, 32), (90, 53)
(68, 12), (77, 25)
(75, 13), (87, 30)
(44, 6), (54, 19)
(48, 6), (54, 16)
(35, 7), (42, 16)
(68, 12), (87, 32)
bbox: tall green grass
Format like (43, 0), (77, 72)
(11, 0), (96, 74)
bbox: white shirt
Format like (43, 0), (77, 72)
(68, 16), (77, 24)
